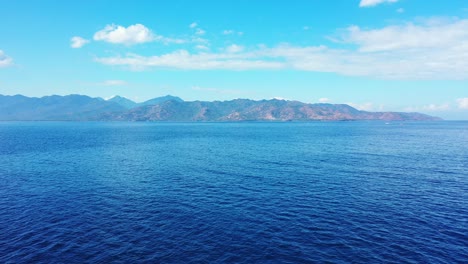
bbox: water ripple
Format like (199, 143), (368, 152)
(0, 122), (467, 263)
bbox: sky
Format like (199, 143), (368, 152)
(0, 0), (467, 119)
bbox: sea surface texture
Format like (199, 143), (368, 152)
(0, 122), (467, 263)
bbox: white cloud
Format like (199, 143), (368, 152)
(319, 98), (330, 103)
(94, 24), (155, 45)
(167, 38), (187, 44)
(70, 36), (90, 48)
(397, 8), (404, 13)
(348, 102), (375, 111)
(348, 102), (386, 111)
(0, 50), (13, 67)
(195, 45), (209, 50)
(226, 44), (244, 53)
(423, 104), (450, 111)
(189, 22), (205, 35)
(456, 98), (468, 109)
(95, 49), (284, 71)
(93, 24), (185, 45)
(192, 36), (209, 44)
(359, 0), (398, 8)
(223, 30), (243, 36)
(190, 22), (206, 36)
(341, 18), (468, 52)
(405, 103), (451, 112)
(94, 18), (468, 80)
(101, 80), (128, 86)
(94, 41), (468, 79)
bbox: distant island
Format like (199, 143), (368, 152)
(0, 94), (441, 121)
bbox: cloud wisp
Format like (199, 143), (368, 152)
(226, 44), (244, 53)
(359, 0), (398, 8)
(347, 102), (381, 111)
(0, 50), (13, 67)
(70, 36), (90, 48)
(457, 98), (468, 109)
(222, 29), (244, 36)
(95, 50), (284, 71)
(188, 22), (207, 36)
(100, 80), (128, 86)
(404, 99), (468, 112)
(340, 18), (468, 52)
(404, 104), (448, 114)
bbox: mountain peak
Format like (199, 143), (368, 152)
(139, 95), (184, 106)
(107, 96), (137, 109)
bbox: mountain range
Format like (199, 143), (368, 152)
(0, 94), (441, 121)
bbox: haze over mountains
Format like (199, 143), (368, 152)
(0, 94), (441, 121)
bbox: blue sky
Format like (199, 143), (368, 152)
(0, 0), (467, 119)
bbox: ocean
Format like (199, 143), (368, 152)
(0, 121), (466, 263)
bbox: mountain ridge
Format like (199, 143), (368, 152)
(0, 94), (442, 121)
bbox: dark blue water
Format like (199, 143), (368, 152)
(0, 122), (467, 263)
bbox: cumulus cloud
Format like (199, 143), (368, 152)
(359, 0), (398, 8)
(319, 98), (330, 103)
(70, 36), (90, 48)
(0, 50), (13, 67)
(93, 24), (185, 45)
(456, 98), (468, 109)
(189, 22), (198, 29)
(94, 24), (154, 45)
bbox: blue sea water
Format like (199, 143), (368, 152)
(0, 121), (467, 263)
